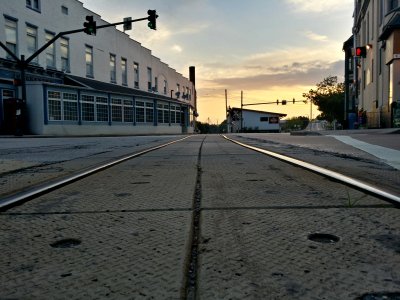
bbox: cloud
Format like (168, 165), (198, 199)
(304, 31), (329, 42)
(171, 45), (183, 52)
(203, 60), (344, 90)
(285, 0), (353, 13)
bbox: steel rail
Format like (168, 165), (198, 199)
(0, 136), (191, 211)
(223, 135), (400, 206)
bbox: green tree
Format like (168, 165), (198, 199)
(303, 76), (345, 123)
(195, 121), (220, 134)
(282, 116), (309, 131)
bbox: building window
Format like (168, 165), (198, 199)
(81, 95), (95, 121)
(4, 18), (17, 58)
(121, 58), (127, 85)
(163, 80), (167, 95)
(157, 103), (170, 124)
(85, 45), (93, 77)
(48, 91), (62, 121)
(61, 5), (68, 15)
(147, 67), (152, 91)
(111, 98), (134, 123)
(154, 77), (158, 92)
(135, 101), (145, 122)
(134, 62), (139, 88)
(81, 95), (108, 122)
(63, 92), (78, 121)
(366, 12), (370, 43)
(123, 99), (134, 122)
(60, 37), (69, 72)
(146, 102), (154, 123)
(45, 31), (55, 68)
(111, 98), (123, 122)
(371, 59), (374, 83)
(170, 105), (181, 124)
(26, 25), (38, 63)
(175, 106), (181, 124)
(110, 54), (116, 83)
(260, 117), (269, 122)
(176, 84), (180, 98)
(26, 0), (40, 11)
(135, 101), (153, 123)
(96, 96), (109, 122)
(47, 91), (78, 121)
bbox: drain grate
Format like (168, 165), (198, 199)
(357, 292), (400, 300)
(308, 233), (339, 244)
(50, 238), (81, 248)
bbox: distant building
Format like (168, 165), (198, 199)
(345, 0), (400, 128)
(0, 0), (197, 135)
(227, 107), (286, 133)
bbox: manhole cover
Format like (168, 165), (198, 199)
(50, 238), (81, 248)
(308, 233), (339, 244)
(358, 292), (400, 300)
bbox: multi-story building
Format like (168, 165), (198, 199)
(345, 0), (400, 128)
(0, 0), (197, 135)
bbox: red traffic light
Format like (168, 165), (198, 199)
(355, 46), (366, 58)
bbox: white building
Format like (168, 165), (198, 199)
(0, 0), (197, 135)
(348, 0), (400, 128)
(227, 107), (286, 133)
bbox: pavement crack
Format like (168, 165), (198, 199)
(183, 136), (206, 300)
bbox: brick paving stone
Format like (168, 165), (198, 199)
(0, 211), (191, 299)
(202, 136), (386, 209)
(198, 135), (400, 299)
(0, 137), (205, 299)
(7, 139), (199, 214)
(198, 208), (400, 299)
(2, 135), (399, 299)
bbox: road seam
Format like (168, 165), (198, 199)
(183, 136), (206, 300)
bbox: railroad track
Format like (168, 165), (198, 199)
(1, 134), (399, 299)
(223, 135), (400, 207)
(0, 136), (190, 211)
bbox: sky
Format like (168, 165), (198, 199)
(80, 0), (354, 123)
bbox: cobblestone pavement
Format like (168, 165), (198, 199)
(1, 134), (400, 299)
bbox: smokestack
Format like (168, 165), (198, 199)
(189, 66), (195, 86)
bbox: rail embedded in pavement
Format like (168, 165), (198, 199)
(223, 135), (400, 206)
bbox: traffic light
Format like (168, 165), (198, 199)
(276, 99), (279, 105)
(282, 100), (287, 105)
(123, 17), (132, 31)
(147, 10), (158, 30)
(355, 46), (366, 58)
(83, 16), (96, 35)
(293, 98), (296, 104)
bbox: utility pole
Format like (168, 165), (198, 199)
(240, 91), (243, 132)
(225, 89), (228, 133)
